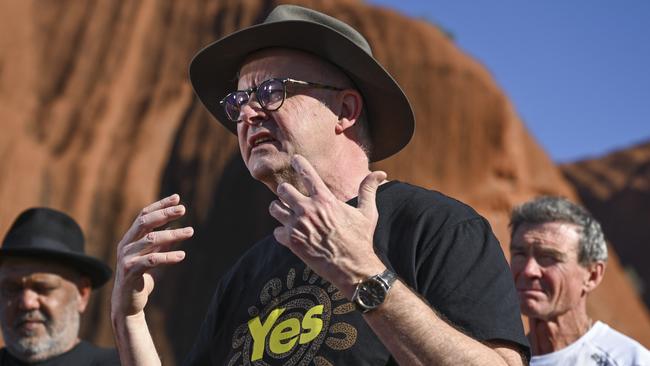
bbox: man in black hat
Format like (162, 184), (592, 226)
(111, 4), (529, 365)
(0, 208), (119, 365)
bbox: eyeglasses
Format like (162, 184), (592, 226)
(219, 78), (344, 122)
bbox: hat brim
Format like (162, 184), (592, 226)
(0, 248), (112, 289)
(189, 20), (415, 162)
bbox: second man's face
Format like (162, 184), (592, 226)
(0, 259), (89, 362)
(509, 222), (591, 321)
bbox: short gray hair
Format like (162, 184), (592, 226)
(510, 196), (607, 265)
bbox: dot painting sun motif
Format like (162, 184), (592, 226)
(228, 267), (357, 365)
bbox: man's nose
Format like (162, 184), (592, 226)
(521, 256), (542, 278)
(17, 289), (40, 310)
(240, 100), (267, 126)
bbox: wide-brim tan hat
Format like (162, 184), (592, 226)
(189, 4), (415, 162)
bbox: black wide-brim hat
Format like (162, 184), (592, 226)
(1, 208), (112, 289)
(189, 4), (415, 162)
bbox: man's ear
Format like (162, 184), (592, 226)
(583, 261), (606, 294)
(334, 89), (363, 134)
(76, 277), (92, 313)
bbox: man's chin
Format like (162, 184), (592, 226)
(6, 336), (54, 362)
(248, 159), (291, 183)
(519, 300), (550, 319)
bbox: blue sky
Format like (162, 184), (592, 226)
(367, 0), (650, 163)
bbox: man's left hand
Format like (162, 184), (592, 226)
(269, 155), (387, 299)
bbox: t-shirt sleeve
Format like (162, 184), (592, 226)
(413, 215), (529, 355)
(182, 270), (232, 365)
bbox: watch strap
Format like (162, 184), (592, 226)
(352, 269), (397, 313)
(376, 269), (397, 288)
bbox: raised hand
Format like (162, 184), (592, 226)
(269, 155), (387, 299)
(111, 194), (193, 318)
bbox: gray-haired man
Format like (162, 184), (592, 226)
(509, 196), (649, 365)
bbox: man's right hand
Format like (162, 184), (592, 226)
(111, 194), (193, 365)
(111, 193), (193, 319)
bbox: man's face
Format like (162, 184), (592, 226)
(0, 258), (89, 362)
(235, 49), (342, 188)
(510, 222), (591, 321)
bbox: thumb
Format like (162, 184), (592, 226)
(358, 171), (387, 219)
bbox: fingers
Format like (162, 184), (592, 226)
(137, 205), (186, 232)
(276, 155), (336, 208)
(357, 171), (387, 220)
(113, 194), (190, 319)
(123, 251), (186, 276)
(124, 227), (194, 256)
(117, 194), (192, 278)
(269, 200), (293, 225)
(140, 193), (180, 217)
(273, 226), (309, 249)
(291, 155), (329, 197)
(121, 194), (186, 245)
(276, 182), (306, 209)
(273, 226), (290, 247)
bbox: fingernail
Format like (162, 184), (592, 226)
(184, 227), (194, 235)
(176, 252), (185, 260)
(174, 205), (184, 213)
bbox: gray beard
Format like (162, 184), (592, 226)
(1, 304), (80, 363)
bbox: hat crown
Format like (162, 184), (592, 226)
(264, 5), (372, 56)
(2, 207), (84, 254)
(1, 207), (112, 288)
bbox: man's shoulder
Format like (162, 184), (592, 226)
(0, 348), (16, 366)
(589, 322), (650, 360)
(0, 343), (120, 366)
(378, 181), (483, 225)
(72, 341), (120, 365)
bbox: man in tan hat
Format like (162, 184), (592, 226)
(111, 5), (529, 365)
(0, 208), (119, 365)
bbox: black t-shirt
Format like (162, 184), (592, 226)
(184, 181), (530, 365)
(0, 340), (120, 365)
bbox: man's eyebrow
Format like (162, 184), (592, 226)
(508, 243), (567, 258)
(534, 246), (568, 259)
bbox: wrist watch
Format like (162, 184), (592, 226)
(351, 269), (397, 313)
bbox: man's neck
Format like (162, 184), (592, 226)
(267, 152), (371, 202)
(528, 309), (593, 355)
(319, 166), (372, 201)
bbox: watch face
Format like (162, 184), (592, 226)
(357, 279), (387, 308)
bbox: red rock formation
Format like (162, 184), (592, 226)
(562, 141), (650, 313)
(1, 0), (648, 362)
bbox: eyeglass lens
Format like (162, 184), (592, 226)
(223, 79), (286, 122)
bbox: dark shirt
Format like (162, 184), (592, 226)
(0, 341), (120, 365)
(185, 181), (530, 364)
